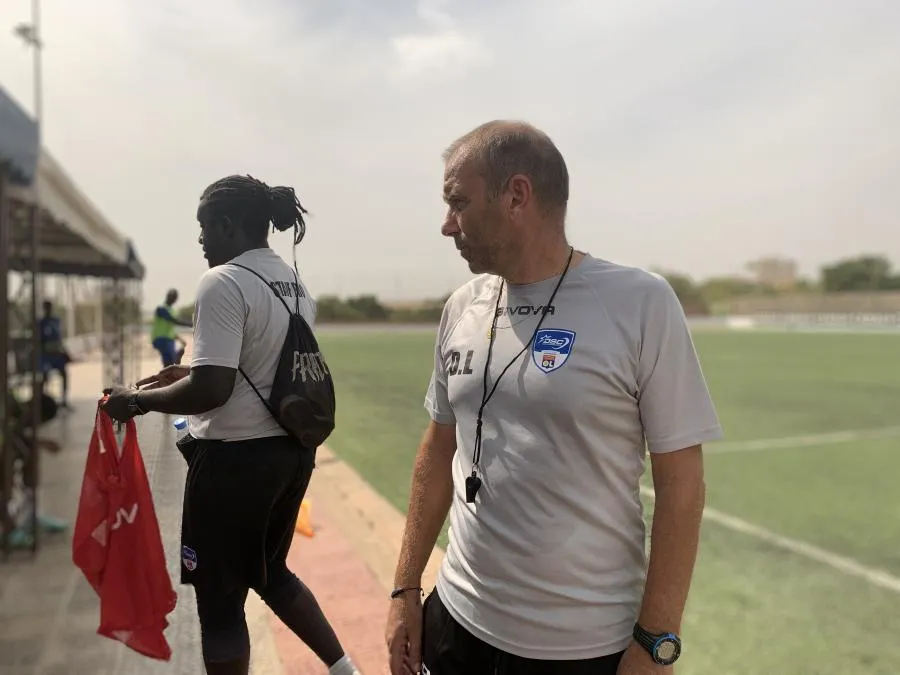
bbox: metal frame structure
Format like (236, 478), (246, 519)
(102, 277), (144, 390)
(1, 87), (144, 560)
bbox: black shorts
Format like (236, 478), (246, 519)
(422, 589), (626, 675)
(179, 434), (315, 593)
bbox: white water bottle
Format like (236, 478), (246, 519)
(173, 417), (189, 441)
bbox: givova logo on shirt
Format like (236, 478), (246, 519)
(531, 329), (576, 373)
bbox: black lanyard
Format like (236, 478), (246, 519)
(466, 246), (575, 503)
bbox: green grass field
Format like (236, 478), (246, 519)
(318, 326), (900, 674)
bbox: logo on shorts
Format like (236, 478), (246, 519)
(531, 329), (576, 374)
(182, 545), (198, 571)
(421, 666), (431, 675)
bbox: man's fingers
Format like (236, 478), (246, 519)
(387, 633), (407, 675)
(407, 625), (422, 673)
(135, 375), (159, 387)
(388, 651), (403, 675)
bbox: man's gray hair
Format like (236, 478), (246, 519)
(443, 120), (569, 213)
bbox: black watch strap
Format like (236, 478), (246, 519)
(129, 392), (148, 416)
(632, 623), (657, 653)
(632, 623), (682, 666)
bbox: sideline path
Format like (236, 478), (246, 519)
(0, 352), (218, 674)
(1, 342), (439, 674)
(270, 446), (444, 674)
(0, 352), (278, 674)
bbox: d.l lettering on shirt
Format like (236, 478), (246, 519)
(291, 350), (330, 383)
(447, 349), (476, 376)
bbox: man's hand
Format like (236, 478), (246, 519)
(101, 386), (136, 423)
(136, 364), (190, 390)
(386, 593), (423, 675)
(617, 641), (674, 675)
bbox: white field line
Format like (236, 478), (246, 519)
(706, 426), (900, 455)
(640, 486), (900, 594)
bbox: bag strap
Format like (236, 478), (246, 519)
(228, 262), (301, 317)
(95, 401), (137, 461)
(224, 262), (299, 431)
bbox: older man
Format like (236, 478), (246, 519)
(386, 121), (722, 675)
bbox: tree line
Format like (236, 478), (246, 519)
(171, 253), (898, 323)
(658, 254), (899, 316)
(174, 293), (448, 324)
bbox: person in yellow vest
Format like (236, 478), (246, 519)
(151, 289), (193, 367)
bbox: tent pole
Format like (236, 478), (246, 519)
(0, 166), (12, 559)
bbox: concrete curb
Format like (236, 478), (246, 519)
(307, 446), (444, 594)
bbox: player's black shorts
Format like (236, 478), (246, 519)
(179, 434), (315, 594)
(422, 588), (626, 675)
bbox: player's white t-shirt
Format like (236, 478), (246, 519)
(188, 247), (316, 442)
(425, 253), (723, 660)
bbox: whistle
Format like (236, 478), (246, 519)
(465, 474), (482, 503)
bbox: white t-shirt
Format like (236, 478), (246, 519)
(426, 253), (723, 660)
(188, 248), (316, 442)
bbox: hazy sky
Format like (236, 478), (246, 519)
(1, 0), (898, 306)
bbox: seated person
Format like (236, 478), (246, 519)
(1, 390), (67, 549)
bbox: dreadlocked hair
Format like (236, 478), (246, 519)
(199, 174), (308, 246)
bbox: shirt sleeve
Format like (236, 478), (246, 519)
(636, 275), (723, 453)
(191, 271), (246, 369)
(424, 299), (456, 425)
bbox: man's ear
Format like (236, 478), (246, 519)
(219, 215), (236, 238)
(506, 174), (533, 218)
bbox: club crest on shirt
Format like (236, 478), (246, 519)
(182, 545), (198, 571)
(532, 329), (576, 373)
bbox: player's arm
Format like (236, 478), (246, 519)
(134, 366), (234, 415)
(639, 445), (705, 634)
(156, 305), (193, 328)
(393, 298), (458, 591)
(387, 304), (457, 675)
(387, 415), (456, 675)
(633, 275), (723, 638)
(393, 419), (456, 591)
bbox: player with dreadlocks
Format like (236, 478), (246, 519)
(103, 175), (359, 675)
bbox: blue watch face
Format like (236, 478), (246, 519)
(653, 636), (681, 665)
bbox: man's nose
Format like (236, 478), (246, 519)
(441, 211), (459, 237)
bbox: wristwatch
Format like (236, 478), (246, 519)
(127, 392), (147, 417)
(632, 623), (682, 666)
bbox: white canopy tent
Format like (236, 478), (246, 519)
(1, 85), (143, 558)
(6, 149), (143, 278)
